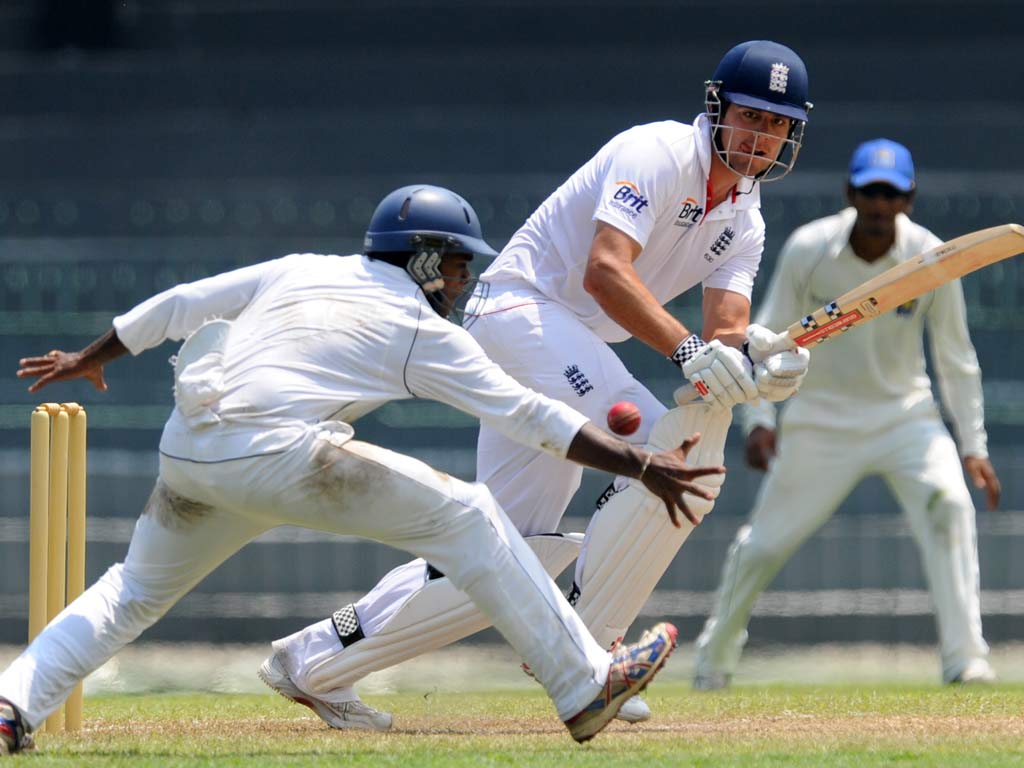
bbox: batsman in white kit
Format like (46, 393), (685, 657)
(0, 185), (722, 754)
(693, 139), (1002, 689)
(269, 40), (813, 727)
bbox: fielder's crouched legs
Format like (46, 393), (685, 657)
(572, 401), (732, 650)
(270, 533), (583, 712)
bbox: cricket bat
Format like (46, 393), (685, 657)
(677, 223), (1024, 404)
(779, 223), (1024, 350)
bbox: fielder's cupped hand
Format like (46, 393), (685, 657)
(17, 349), (109, 393)
(640, 432), (726, 528)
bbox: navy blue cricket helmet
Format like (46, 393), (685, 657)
(712, 40), (810, 122)
(705, 40), (813, 182)
(364, 185), (498, 316)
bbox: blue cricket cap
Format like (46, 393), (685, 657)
(848, 139), (915, 192)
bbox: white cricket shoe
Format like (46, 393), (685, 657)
(258, 653), (393, 732)
(949, 658), (997, 685)
(615, 695), (651, 723)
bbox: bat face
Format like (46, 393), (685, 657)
(787, 223), (1024, 348)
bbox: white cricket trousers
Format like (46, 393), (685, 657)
(0, 421), (609, 728)
(272, 282), (667, 694)
(695, 416), (988, 682)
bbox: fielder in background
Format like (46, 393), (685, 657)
(693, 139), (1002, 689)
(269, 39), (811, 727)
(0, 186), (717, 755)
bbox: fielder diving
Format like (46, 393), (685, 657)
(0, 184), (726, 754)
(268, 39), (813, 728)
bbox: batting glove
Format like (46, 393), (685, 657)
(745, 324), (810, 402)
(674, 335), (758, 410)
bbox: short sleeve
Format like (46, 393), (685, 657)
(592, 135), (681, 248)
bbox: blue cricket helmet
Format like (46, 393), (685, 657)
(364, 185), (497, 319)
(705, 40), (812, 182)
(363, 185), (498, 259)
(711, 40), (811, 122)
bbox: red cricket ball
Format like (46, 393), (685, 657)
(607, 401), (641, 436)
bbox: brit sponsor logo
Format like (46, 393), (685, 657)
(674, 196), (704, 228)
(608, 180), (649, 220)
(769, 62), (790, 94)
(704, 226), (735, 263)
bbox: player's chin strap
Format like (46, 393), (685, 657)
(570, 399), (732, 649)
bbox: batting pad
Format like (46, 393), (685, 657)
(301, 533), (583, 694)
(572, 402), (731, 649)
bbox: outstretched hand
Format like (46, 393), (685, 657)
(639, 432), (726, 528)
(17, 350), (109, 394)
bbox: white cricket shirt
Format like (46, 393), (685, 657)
(113, 254), (589, 462)
(742, 208), (988, 458)
(482, 116), (766, 342)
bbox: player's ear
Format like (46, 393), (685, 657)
(845, 183), (856, 206)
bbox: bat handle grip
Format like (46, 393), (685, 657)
(745, 327), (800, 364)
(672, 328), (801, 405)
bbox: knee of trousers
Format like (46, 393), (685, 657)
(728, 523), (790, 572)
(920, 487), (974, 537)
(420, 497), (516, 595)
(96, 563), (180, 632)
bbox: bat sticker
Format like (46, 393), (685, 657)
(794, 309), (864, 346)
(859, 297), (880, 316)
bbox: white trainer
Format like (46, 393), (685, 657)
(949, 659), (997, 685)
(615, 695), (651, 723)
(258, 653), (393, 732)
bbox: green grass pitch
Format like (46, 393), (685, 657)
(21, 683), (1024, 767)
